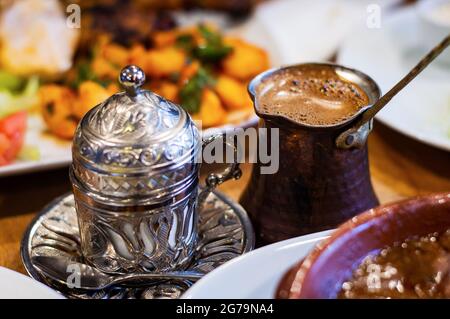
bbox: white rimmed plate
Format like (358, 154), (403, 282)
(182, 230), (331, 299)
(0, 267), (63, 299)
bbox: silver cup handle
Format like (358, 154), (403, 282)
(197, 134), (242, 207)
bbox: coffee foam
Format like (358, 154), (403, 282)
(256, 65), (370, 126)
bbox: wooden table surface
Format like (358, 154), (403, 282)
(0, 121), (449, 275)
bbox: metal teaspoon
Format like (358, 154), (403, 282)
(32, 256), (203, 291)
(336, 34), (450, 148)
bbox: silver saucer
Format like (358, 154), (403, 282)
(21, 190), (254, 299)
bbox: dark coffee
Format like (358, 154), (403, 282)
(256, 65), (369, 126)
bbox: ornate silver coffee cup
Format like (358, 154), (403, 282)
(70, 65), (241, 274)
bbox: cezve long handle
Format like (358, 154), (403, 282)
(336, 34), (450, 149)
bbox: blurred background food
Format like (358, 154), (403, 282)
(64, 0), (264, 16)
(40, 24), (269, 139)
(0, 0), (269, 166)
(0, 0), (447, 172)
(0, 0), (79, 76)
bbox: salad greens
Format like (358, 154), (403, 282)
(0, 71), (39, 119)
(179, 67), (215, 114)
(175, 24), (233, 64)
(71, 61), (111, 89)
(0, 71), (23, 92)
(18, 145), (40, 161)
(194, 24), (233, 63)
(176, 24), (233, 114)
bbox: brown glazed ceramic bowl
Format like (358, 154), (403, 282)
(277, 192), (450, 299)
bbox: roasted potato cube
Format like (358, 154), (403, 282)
(73, 81), (110, 119)
(91, 56), (118, 79)
(215, 75), (253, 110)
(49, 118), (79, 140)
(145, 47), (186, 78)
(39, 85), (78, 139)
(150, 81), (179, 102)
(179, 61), (200, 85)
(40, 85), (74, 119)
(101, 43), (129, 67)
(222, 37), (269, 80)
(106, 83), (119, 95)
(154, 26), (208, 48)
(128, 44), (147, 71)
(193, 89), (227, 127)
(153, 30), (178, 48)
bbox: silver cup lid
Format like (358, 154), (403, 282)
(71, 65), (200, 203)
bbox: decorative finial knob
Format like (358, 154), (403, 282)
(119, 65), (146, 96)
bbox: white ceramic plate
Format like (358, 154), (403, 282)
(0, 267), (63, 299)
(182, 230), (331, 299)
(338, 6), (450, 151)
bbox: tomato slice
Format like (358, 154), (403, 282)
(0, 111), (27, 165)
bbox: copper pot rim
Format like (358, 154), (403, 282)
(247, 62), (381, 131)
(285, 191), (450, 299)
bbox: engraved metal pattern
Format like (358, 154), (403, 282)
(21, 191), (254, 299)
(75, 190), (198, 273)
(71, 176), (199, 273)
(72, 161), (198, 198)
(69, 65), (202, 271)
(74, 94), (198, 170)
(71, 65), (201, 202)
(69, 65), (242, 274)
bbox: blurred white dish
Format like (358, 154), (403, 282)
(417, 0), (450, 65)
(182, 230), (331, 299)
(238, 0), (401, 66)
(338, 6), (450, 151)
(0, 267), (63, 299)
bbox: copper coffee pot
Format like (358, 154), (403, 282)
(241, 36), (450, 246)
